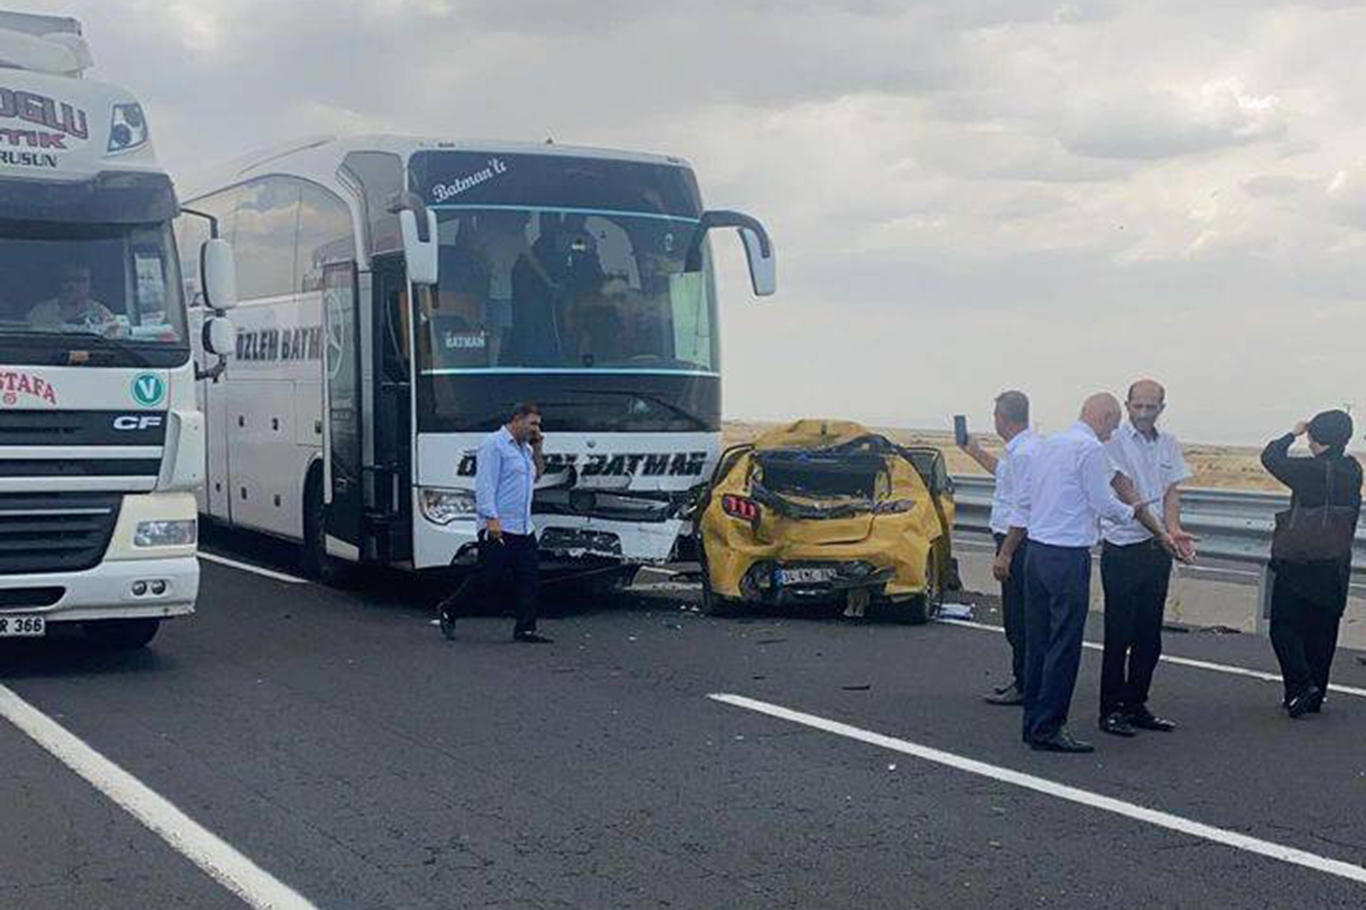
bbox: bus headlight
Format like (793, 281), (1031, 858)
(420, 489), (477, 525)
(134, 519), (197, 547)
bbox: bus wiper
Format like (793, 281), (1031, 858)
(565, 388), (710, 431)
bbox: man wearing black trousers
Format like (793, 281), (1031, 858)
(959, 390), (1038, 705)
(1097, 380), (1195, 737)
(438, 403), (552, 643)
(1022, 393), (1187, 753)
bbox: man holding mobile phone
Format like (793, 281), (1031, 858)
(958, 391), (1038, 706)
(438, 402), (551, 643)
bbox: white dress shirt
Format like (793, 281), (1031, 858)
(1101, 421), (1192, 545)
(989, 429), (1040, 535)
(1027, 421), (1135, 548)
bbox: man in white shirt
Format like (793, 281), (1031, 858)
(1022, 393), (1188, 753)
(960, 390), (1039, 705)
(1096, 380), (1194, 737)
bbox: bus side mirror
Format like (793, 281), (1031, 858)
(739, 226), (775, 297)
(685, 210), (776, 297)
(200, 239), (238, 311)
(400, 208), (440, 285)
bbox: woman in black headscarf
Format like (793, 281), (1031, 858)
(1260, 410), (1363, 717)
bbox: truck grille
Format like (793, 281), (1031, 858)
(0, 492), (122, 575)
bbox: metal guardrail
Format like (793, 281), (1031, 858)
(951, 474), (1366, 570)
(951, 474), (1366, 635)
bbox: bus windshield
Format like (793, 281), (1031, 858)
(0, 220), (188, 366)
(417, 207), (719, 375)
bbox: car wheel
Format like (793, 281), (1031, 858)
(905, 548), (942, 626)
(82, 618), (160, 650)
(698, 541), (735, 617)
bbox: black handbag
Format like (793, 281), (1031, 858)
(1270, 461), (1359, 563)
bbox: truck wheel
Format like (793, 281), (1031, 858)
(82, 618), (160, 650)
(301, 471), (344, 585)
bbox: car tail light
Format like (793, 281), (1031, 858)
(722, 494), (761, 522)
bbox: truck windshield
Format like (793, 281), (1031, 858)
(417, 207), (719, 375)
(0, 220), (188, 367)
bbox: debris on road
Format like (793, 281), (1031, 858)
(938, 602), (973, 620)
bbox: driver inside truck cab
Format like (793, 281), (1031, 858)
(27, 262), (120, 335)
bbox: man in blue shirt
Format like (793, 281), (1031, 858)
(439, 403), (550, 643)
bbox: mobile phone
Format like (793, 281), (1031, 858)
(953, 414), (969, 447)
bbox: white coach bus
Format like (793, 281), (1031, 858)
(178, 135), (774, 581)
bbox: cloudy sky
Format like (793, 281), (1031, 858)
(29, 0), (1366, 444)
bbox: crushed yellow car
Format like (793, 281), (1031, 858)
(695, 420), (959, 622)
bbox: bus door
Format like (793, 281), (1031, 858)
(322, 260), (364, 559)
(369, 254), (414, 562)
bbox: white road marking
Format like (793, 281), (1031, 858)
(710, 693), (1366, 886)
(199, 552), (307, 585)
(938, 618), (1366, 699)
(0, 684), (319, 910)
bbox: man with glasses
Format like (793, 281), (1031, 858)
(28, 263), (119, 334)
(1097, 379), (1195, 737)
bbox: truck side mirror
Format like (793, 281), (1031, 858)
(200, 238), (238, 311)
(684, 210), (776, 297)
(203, 316), (236, 357)
(400, 208), (440, 285)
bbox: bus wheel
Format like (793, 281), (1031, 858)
(82, 618), (160, 650)
(302, 470), (343, 585)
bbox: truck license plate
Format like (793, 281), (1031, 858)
(0, 615), (46, 637)
(777, 567), (837, 585)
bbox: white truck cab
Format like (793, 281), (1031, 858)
(0, 11), (235, 648)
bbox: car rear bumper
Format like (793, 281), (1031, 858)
(731, 559), (897, 604)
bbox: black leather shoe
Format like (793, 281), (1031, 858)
(984, 684), (1024, 706)
(438, 606), (457, 641)
(1127, 707), (1176, 732)
(513, 631), (554, 644)
(1287, 685), (1322, 719)
(1099, 712), (1137, 737)
(1029, 730), (1095, 753)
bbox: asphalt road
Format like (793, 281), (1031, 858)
(2, 539), (1365, 909)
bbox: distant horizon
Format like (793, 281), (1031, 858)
(723, 415), (1365, 454)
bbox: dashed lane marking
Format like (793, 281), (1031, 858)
(710, 693), (1366, 886)
(0, 684), (320, 909)
(199, 552), (308, 585)
(937, 618), (1366, 699)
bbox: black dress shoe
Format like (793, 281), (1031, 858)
(984, 684), (1024, 706)
(513, 631), (554, 644)
(1127, 707), (1176, 732)
(1287, 685), (1322, 719)
(1029, 730), (1095, 753)
(438, 606), (457, 641)
(1099, 712), (1137, 737)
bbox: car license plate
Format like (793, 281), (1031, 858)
(777, 567), (837, 585)
(0, 615), (46, 637)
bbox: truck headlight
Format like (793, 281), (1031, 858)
(134, 519), (197, 547)
(108, 103), (149, 153)
(420, 488), (476, 525)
